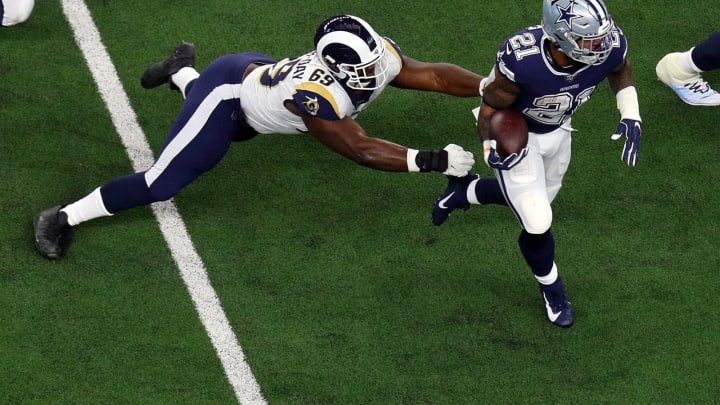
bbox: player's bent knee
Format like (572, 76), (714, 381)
(518, 192), (552, 234)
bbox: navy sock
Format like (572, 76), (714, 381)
(186, 79), (197, 96)
(474, 177), (508, 206)
(518, 229), (555, 278)
(692, 32), (720, 72)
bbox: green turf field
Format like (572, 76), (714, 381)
(2, 1), (719, 403)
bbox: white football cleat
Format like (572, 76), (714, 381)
(656, 53), (720, 106)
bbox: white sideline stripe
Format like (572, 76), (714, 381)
(61, 1), (266, 403)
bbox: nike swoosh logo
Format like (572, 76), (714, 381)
(438, 192), (455, 209)
(543, 292), (561, 322)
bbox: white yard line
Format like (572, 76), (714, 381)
(61, 1), (265, 403)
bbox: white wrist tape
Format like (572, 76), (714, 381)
(482, 139), (495, 165)
(407, 149), (420, 172)
(479, 77), (488, 97)
(616, 86), (641, 121)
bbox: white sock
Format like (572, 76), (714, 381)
(681, 48), (703, 73)
(535, 262), (559, 285)
(172, 67), (200, 99)
(60, 187), (112, 226)
(466, 176), (481, 205)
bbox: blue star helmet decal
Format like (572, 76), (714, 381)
(555, 2), (580, 29)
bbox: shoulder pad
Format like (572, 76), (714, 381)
(293, 85), (343, 120)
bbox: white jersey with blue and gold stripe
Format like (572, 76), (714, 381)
(239, 38), (403, 135)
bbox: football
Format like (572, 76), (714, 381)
(489, 109), (529, 157)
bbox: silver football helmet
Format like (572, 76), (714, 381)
(541, 0), (615, 65)
(314, 15), (390, 90)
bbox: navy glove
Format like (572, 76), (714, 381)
(611, 118), (642, 167)
(483, 140), (528, 170)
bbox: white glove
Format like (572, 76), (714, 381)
(443, 143), (475, 177)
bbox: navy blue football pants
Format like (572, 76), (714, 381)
(100, 52), (275, 214)
(693, 31), (720, 72)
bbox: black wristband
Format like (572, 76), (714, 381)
(415, 150), (449, 172)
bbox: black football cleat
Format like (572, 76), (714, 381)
(33, 205), (73, 260)
(539, 277), (574, 328)
(140, 42), (196, 90)
(431, 173), (478, 226)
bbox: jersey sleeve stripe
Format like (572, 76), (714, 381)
(296, 82), (342, 118)
(383, 38), (403, 65)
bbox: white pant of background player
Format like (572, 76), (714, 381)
(1, 0), (34, 26)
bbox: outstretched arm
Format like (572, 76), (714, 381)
(303, 114), (474, 176)
(305, 115), (408, 171)
(390, 55), (484, 97)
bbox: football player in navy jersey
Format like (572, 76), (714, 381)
(33, 14), (486, 260)
(432, 0), (643, 327)
(656, 31), (720, 106)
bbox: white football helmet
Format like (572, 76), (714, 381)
(313, 15), (390, 90)
(541, 0), (615, 65)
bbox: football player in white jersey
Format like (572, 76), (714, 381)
(1, 0), (34, 26)
(33, 14), (486, 260)
(431, 0), (643, 327)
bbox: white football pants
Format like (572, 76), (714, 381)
(494, 123), (573, 234)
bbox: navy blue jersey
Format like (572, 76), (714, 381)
(496, 25), (627, 133)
